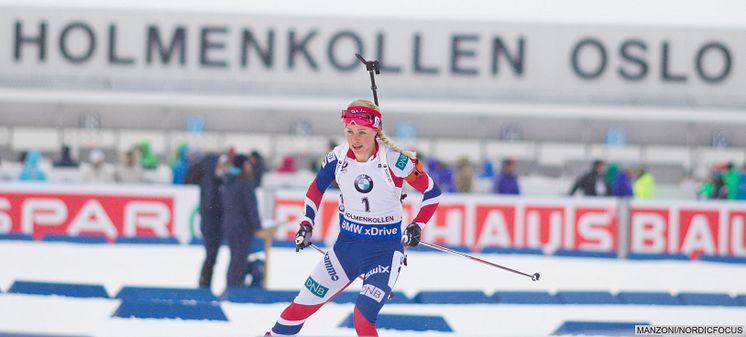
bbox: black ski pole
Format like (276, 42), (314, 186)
(418, 241), (541, 281)
(355, 53), (380, 106)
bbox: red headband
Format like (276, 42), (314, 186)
(341, 105), (382, 129)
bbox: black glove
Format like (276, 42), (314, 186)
(295, 224), (313, 252)
(401, 223), (421, 247)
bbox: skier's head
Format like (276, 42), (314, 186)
(342, 100), (379, 161)
(341, 99), (417, 161)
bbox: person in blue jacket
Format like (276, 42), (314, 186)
(612, 166), (634, 198)
(18, 150), (47, 181)
(171, 143), (190, 184)
(736, 163), (746, 200)
(493, 158), (520, 195)
(220, 154), (262, 288)
(198, 153), (225, 288)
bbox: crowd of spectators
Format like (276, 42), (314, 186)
(7, 139), (746, 201)
(698, 162), (746, 200)
(567, 159), (655, 199)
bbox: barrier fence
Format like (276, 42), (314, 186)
(1, 183), (745, 259)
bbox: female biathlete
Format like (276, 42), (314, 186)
(266, 99), (442, 337)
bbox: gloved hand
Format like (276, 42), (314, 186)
(295, 224), (313, 252)
(401, 223), (421, 247)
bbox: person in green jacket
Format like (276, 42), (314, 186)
(632, 167), (654, 199)
(137, 141), (159, 170)
(698, 179), (715, 199)
(605, 163), (619, 189)
(698, 169), (727, 199)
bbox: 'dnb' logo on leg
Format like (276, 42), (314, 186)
(305, 276), (329, 298)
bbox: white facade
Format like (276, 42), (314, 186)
(1, 0), (745, 113)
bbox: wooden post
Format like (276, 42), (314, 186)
(255, 227), (277, 288)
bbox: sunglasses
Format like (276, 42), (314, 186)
(341, 106), (381, 129)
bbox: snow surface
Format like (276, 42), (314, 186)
(1, 241), (745, 337)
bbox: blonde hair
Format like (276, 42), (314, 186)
(347, 99), (417, 160)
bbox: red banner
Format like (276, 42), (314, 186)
(272, 193), (619, 253)
(273, 193), (746, 257)
(0, 192), (175, 241)
(629, 203), (746, 257)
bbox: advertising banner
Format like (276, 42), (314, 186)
(272, 190), (619, 254)
(629, 201), (746, 257)
(0, 183), (199, 243)
(3, 183), (744, 258)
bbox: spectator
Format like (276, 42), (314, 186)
(115, 150), (145, 183)
(249, 150), (266, 186)
(171, 143), (190, 184)
(699, 166), (728, 200)
(220, 154), (261, 288)
(698, 177), (715, 199)
(569, 159), (611, 196)
(612, 166), (634, 198)
(226, 146), (236, 167)
(82, 149), (114, 183)
(137, 141), (159, 170)
(198, 153), (226, 288)
(632, 167), (655, 199)
(455, 157), (474, 193)
(430, 160), (456, 193)
(722, 162), (739, 200)
(276, 155), (296, 173)
(184, 151), (206, 185)
(713, 171), (729, 199)
(53, 145), (79, 168)
(736, 163), (746, 200)
(605, 163), (619, 190)
(493, 158), (520, 195)
(18, 150), (47, 181)
(710, 163), (730, 199)
(480, 159), (495, 179)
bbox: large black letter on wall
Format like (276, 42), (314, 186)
(241, 29), (274, 68)
(146, 26), (187, 66)
(491, 36), (525, 76)
(618, 39), (648, 81)
(451, 34), (479, 76)
(696, 42), (731, 83)
(200, 26), (228, 68)
(328, 31), (364, 72)
(287, 30), (319, 70)
(413, 33), (439, 75)
(15, 21), (47, 61)
(571, 38), (607, 80)
(108, 24), (134, 65)
(660, 41), (686, 83)
(59, 22), (96, 64)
